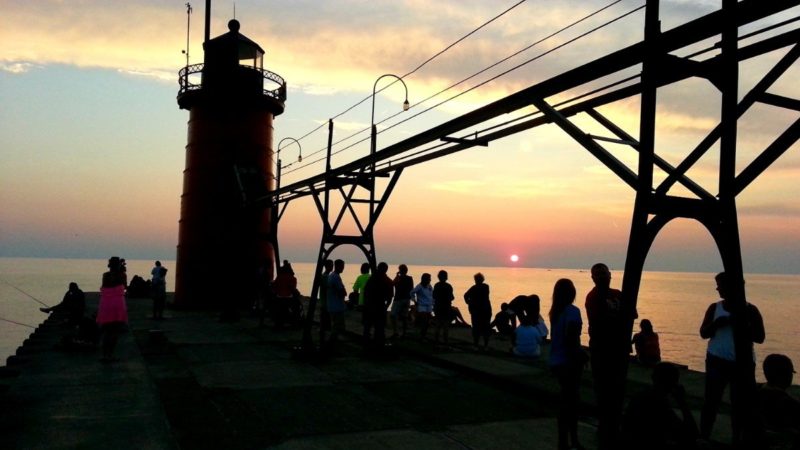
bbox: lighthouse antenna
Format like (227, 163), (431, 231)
(204, 0), (211, 44)
(184, 3), (192, 67)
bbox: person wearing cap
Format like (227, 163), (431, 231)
(758, 353), (800, 443)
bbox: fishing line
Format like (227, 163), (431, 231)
(0, 278), (51, 308)
(0, 316), (37, 329)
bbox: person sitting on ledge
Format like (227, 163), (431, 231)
(622, 362), (699, 450)
(512, 316), (548, 359)
(40, 282), (85, 327)
(491, 303), (514, 337)
(450, 306), (468, 326)
(632, 319), (661, 366)
(758, 353), (800, 447)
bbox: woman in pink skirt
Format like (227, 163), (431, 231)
(97, 256), (128, 362)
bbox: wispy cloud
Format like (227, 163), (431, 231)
(0, 62), (39, 74)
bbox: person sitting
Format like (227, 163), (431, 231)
(450, 306), (468, 326)
(632, 319), (661, 366)
(40, 282), (85, 327)
(758, 353), (800, 447)
(621, 362), (699, 450)
(491, 303), (514, 337)
(512, 316), (548, 359)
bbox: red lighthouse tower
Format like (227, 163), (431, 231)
(175, 17), (285, 308)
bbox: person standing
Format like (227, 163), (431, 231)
(464, 272), (492, 350)
(585, 262), (630, 449)
(97, 256), (128, 363)
(151, 265), (168, 320)
(317, 259), (334, 345)
(432, 270), (455, 346)
(549, 278), (586, 450)
(326, 259), (347, 351)
(390, 264), (414, 339)
(272, 263), (298, 328)
(699, 272), (765, 444)
(150, 261), (162, 282)
(410, 273), (434, 341)
(362, 262), (393, 350)
(352, 263), (371, 311)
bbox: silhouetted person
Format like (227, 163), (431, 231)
(491, 303), (514, 336)
(512, 316), (547, 359)
(464, 272), (492, 350)
(150, 260), (162, 282)
(585, 262), (630, 449)
(97, 256), (128, 363)
(272, 263), (298, 328)
(507, 294), (540, 329)
(151, 266), (168, 320)
(352, 262), (371, 311)
(410, 273), (434, 340)
(362, 262), (393, 350)
(549, 278), (586, 450)
(432, 270), (455, 346)
(318, 259), (334, 345)
(326, 259), (347, 351)
(699, 272), (765, 444)
(40, 282), (85, 327)
(622, 362), (699, 450)
(450, 306), (468, 326)
(390, 264), (413, 339)
(632, 319), (661, 366)
(758, 354), (800, 447)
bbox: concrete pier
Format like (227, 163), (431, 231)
(0, 294), (753, 449)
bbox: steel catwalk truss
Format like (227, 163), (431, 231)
(266, 1), (799, 421)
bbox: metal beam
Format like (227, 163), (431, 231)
(276, 0), (797, 200)
(531, 97), (638, 189)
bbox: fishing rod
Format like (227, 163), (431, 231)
(0, 278), (51, 308)
(0, 316), (36, 329)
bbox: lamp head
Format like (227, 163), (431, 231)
(403, 99), (410, 111)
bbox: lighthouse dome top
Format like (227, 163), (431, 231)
(203, 19), (265, 64)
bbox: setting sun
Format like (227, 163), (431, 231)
(510, 254), (519, 263)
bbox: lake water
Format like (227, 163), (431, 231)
(1, 257), (798, 382)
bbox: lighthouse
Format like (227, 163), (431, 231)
(175, 17), (285, 308)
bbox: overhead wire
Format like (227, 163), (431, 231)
(375, 72), (642, 172)
(378, 3), (799, 172)
(284, 2), (644, 177)
(0, 278), (50, 308)
(288, 0), (625, 173)
(0, 316), (37, 329)
(288, 0), (529, 146)
(292, 0), (625, 173)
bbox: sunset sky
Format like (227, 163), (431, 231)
(1, 0), (799, 274)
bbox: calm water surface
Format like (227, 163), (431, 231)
(1, 257), (798, 383)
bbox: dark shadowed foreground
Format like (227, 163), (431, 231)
(1, 293), (770, 449)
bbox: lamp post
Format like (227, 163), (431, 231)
(368, 73), (409, 235)
(275, 137), (302, 193)
(370, 74), (410, 158)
